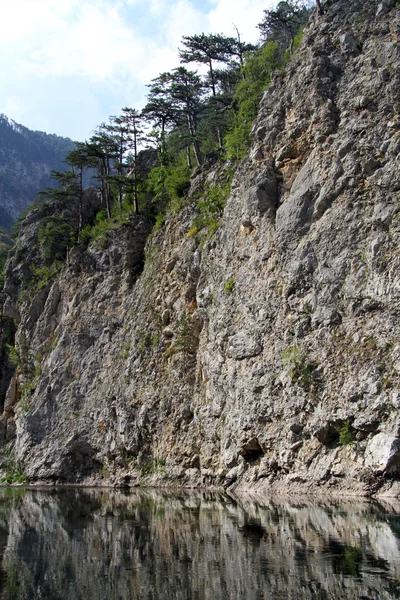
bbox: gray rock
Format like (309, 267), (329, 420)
(339, 33), (358, 53)
(1, 0), (400, 496)
(238, 161), (278, 225)
(365, 434), (400, 472)
(227, 333), (263, 360)
(376, 1), (396, 17)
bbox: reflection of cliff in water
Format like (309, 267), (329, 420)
(1, 488), (400, 599)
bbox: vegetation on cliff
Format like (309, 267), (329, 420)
(6, 0), (398, 493)
(21, 1), (312, 257)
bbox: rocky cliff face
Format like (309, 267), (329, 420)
(0, 115), (75, 228)
(2, 0), (400, 495)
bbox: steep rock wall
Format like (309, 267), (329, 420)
(2, 0), (400, 495)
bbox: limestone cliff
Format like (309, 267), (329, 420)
(2, 0), (400, 495)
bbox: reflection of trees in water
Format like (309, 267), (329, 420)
(0, 489), (400, 599)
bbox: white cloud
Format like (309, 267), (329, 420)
(0, 0), (277, 138)
(164, 0), (208, 48)
(207, 0), (276, 42)
(1, 0), (144, 82)
(0, 0), (81, 45)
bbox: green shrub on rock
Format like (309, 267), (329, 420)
(38, 216), (76, 264)
(337, 420), (356, 446)
(224, 277), (235, 295)
(282, 344), (315, 389)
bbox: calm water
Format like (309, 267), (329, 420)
(0, 488), (400, 599)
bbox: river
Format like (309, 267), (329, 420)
(0, 487), (400, 599)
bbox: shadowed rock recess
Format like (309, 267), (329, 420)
(1, 0), (400, 495)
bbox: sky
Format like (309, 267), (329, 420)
(0, 0), (278, 142)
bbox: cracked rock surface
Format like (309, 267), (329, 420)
(2, 0), (400, 495)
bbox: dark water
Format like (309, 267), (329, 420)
(1, 488), (400, 599)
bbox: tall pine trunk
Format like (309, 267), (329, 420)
(187, 114), (201, 167)
(133, 131), (139, 214)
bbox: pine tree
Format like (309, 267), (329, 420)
(145, 69), (204, 168)
(120, 108), (146, 214)
(258, 1), (310, 55)
(179, 33), (239, 148)
(86, 127), (118, 219)
(142, 90), (177, 165)
(64, 144), (91, 233)
(105, 116), (131, 210)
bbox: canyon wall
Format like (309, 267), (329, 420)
(2, 0), (400, 496)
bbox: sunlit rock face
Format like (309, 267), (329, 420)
(2, 0), (400, 495)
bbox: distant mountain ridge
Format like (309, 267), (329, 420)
(0, 114), (76, 228)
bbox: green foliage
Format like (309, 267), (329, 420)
(138, 331), (158, 352)
(152, 212), (166, 232)
(119, 342), (131, 359)
(79, 209), (109, 245)
(224, 277), (235, 294)
(282, 344), (315, 388)
(166, 167), (191, 209)
(341, 546), (362, 577)
(144, 244), (160, 265)
(337, 420), (356, 446)
(0, 232), (13, 288)
(0, 312), (16, 373)
(293, 27), (304, 51)
(147, 162), (191, 212)
(192, 181), (230, 241)
(0, 446), (26, 485)
(258, 1), (310, 52)
(0, 469), (26, 485)
(30, 261), (63, 294)
(225, 41), (282, 160)
(78, 224), (93, 245)
(17, 395), (32, 415)
(303, 301), (314, 315)
(79, 206), (135, 247)
(50, 335), (59, 351)
(137, 329), (159, 353)
(0, 250), (8, 289)
(143, 244), (162, 289)
(17, 366), (40, 414)
(141, 457), (166, 476)
(203, 292), (214, 306)
(6, 344), (20, 367)
(175, 312), (197, 355)
(38, 216), (76, 264)
(33, 353), (44, 376)
(3, 561), (21, 599)
(20, 379), (36, 398)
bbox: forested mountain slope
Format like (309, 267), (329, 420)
(0, 115), (75, 228)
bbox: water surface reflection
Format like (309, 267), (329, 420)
(0, 487), (400, 599)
